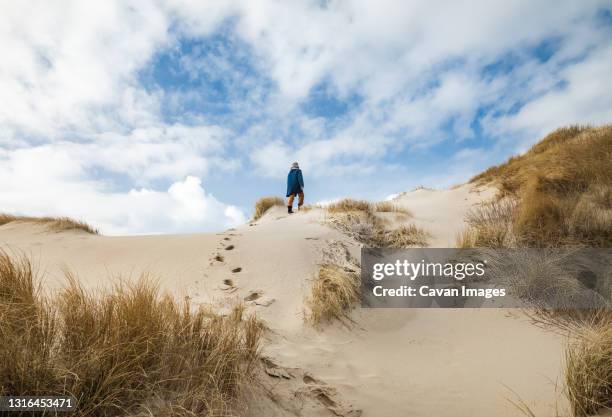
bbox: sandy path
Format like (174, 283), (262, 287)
(391, 184), (497, 247)
(0, 184), (569, 416)
(265, 309), (565, 417)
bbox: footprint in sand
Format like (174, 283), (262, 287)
(225, 244), (235, 250)
(213, 253), (224, 262)
(244, 291), (275, 306)
(223, 237), (231, 241)
(309, 386), (362, 416)
(300, 373), (362, 416)
(220, 278), (237, 293)
(303, 374), (317, 384)
(262, 357), (293, 379)
(231, 267), (242, 273)
(244, 290), (262, 302)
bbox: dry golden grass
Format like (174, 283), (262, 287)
(485, 249), (603, 310)
(457, 199), (518, 248)
(305, 264), (360, 326)
(327, 210), (428, 247)
(0, 214), (99, 234)
(455, 228), (478, 249)
(0, 251), (262, 416)
(467, 126), (611, 416)
(326, 199), (411, 215)
(564, 313), (612, 417)
(324, 199), (426, 247)
(373, 201), (412, 215)
(471, 124), (612, 247)
(252, 196), (284, 221)
(326, 198), (372, 213)
(253, 196), (285, 220)
(375, 224), (429, 248)
(566, 185), (612, 246)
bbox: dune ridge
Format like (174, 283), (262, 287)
(2, 125), (610, 416)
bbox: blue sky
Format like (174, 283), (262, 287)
(1, 1), (611, 234)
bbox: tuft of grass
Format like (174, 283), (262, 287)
(565, 185), (612, 246)
(0, 251), (261, 416)
(373, 201), (412, 215)
(326, 199), (372, 213)
(253, 196), (284, 221)
(375, 224), (429, 247)
(456, 228), (478, 249)
(457, 199), (518, 248)
(484, 249), (601, 310)
(305, 264), (360, 326)
(325, 200), (427, 247)
(565, 314), (612, 417)
(0, 214), (99, 234)
(327, 199), (411, 215)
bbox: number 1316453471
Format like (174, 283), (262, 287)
(0, 396), (76, 411)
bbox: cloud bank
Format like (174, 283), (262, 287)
(0, 1), (610, 233)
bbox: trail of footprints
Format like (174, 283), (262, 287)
(209, 230), (275, 307)
(206, 232), (361, 416)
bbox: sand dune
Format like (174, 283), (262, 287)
(0, 183), (568, 417)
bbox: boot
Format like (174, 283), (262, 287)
(288, 206), (294, 214)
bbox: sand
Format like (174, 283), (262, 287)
(0, 183), (569, 417)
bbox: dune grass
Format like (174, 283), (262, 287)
(0, 214), (99, 234)
(326, 198), (373, 213)
(456, 199), (518, 248)
(467, 125), (612, 416)
(326, 198), (411, 215)
(324, 198), (427, 247)
(470, 124), (612, 247)
(373, 201), (413, 215)
(0, 251), (262, 416)
(565, 314), (612, 417)
(306, 264), (360, 326)
(380, 224), (429, 247)
(252, 196), (285, 220)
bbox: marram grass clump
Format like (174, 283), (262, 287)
(325, 199), (428, 247)
(564, 312), (612, 417)
(306, 264), (360, 326)
(253, 196), (285, 220)
(0, 214), (99, 234)
(0, 251), (262, 417)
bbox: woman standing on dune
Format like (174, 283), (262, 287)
(286, 162), (304, 214)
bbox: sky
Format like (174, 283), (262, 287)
(1, 0), (611, 235)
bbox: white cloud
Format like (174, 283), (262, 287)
(229, 1), (611, 179)
(0, 157), (246, 235)
(489, 43), (612, 148)
(1, 0), (610, 233)
(0, 2), (244, 233)
(0, 1), (171, 140)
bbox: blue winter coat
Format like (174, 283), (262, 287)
(286, 168), (304, 196)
